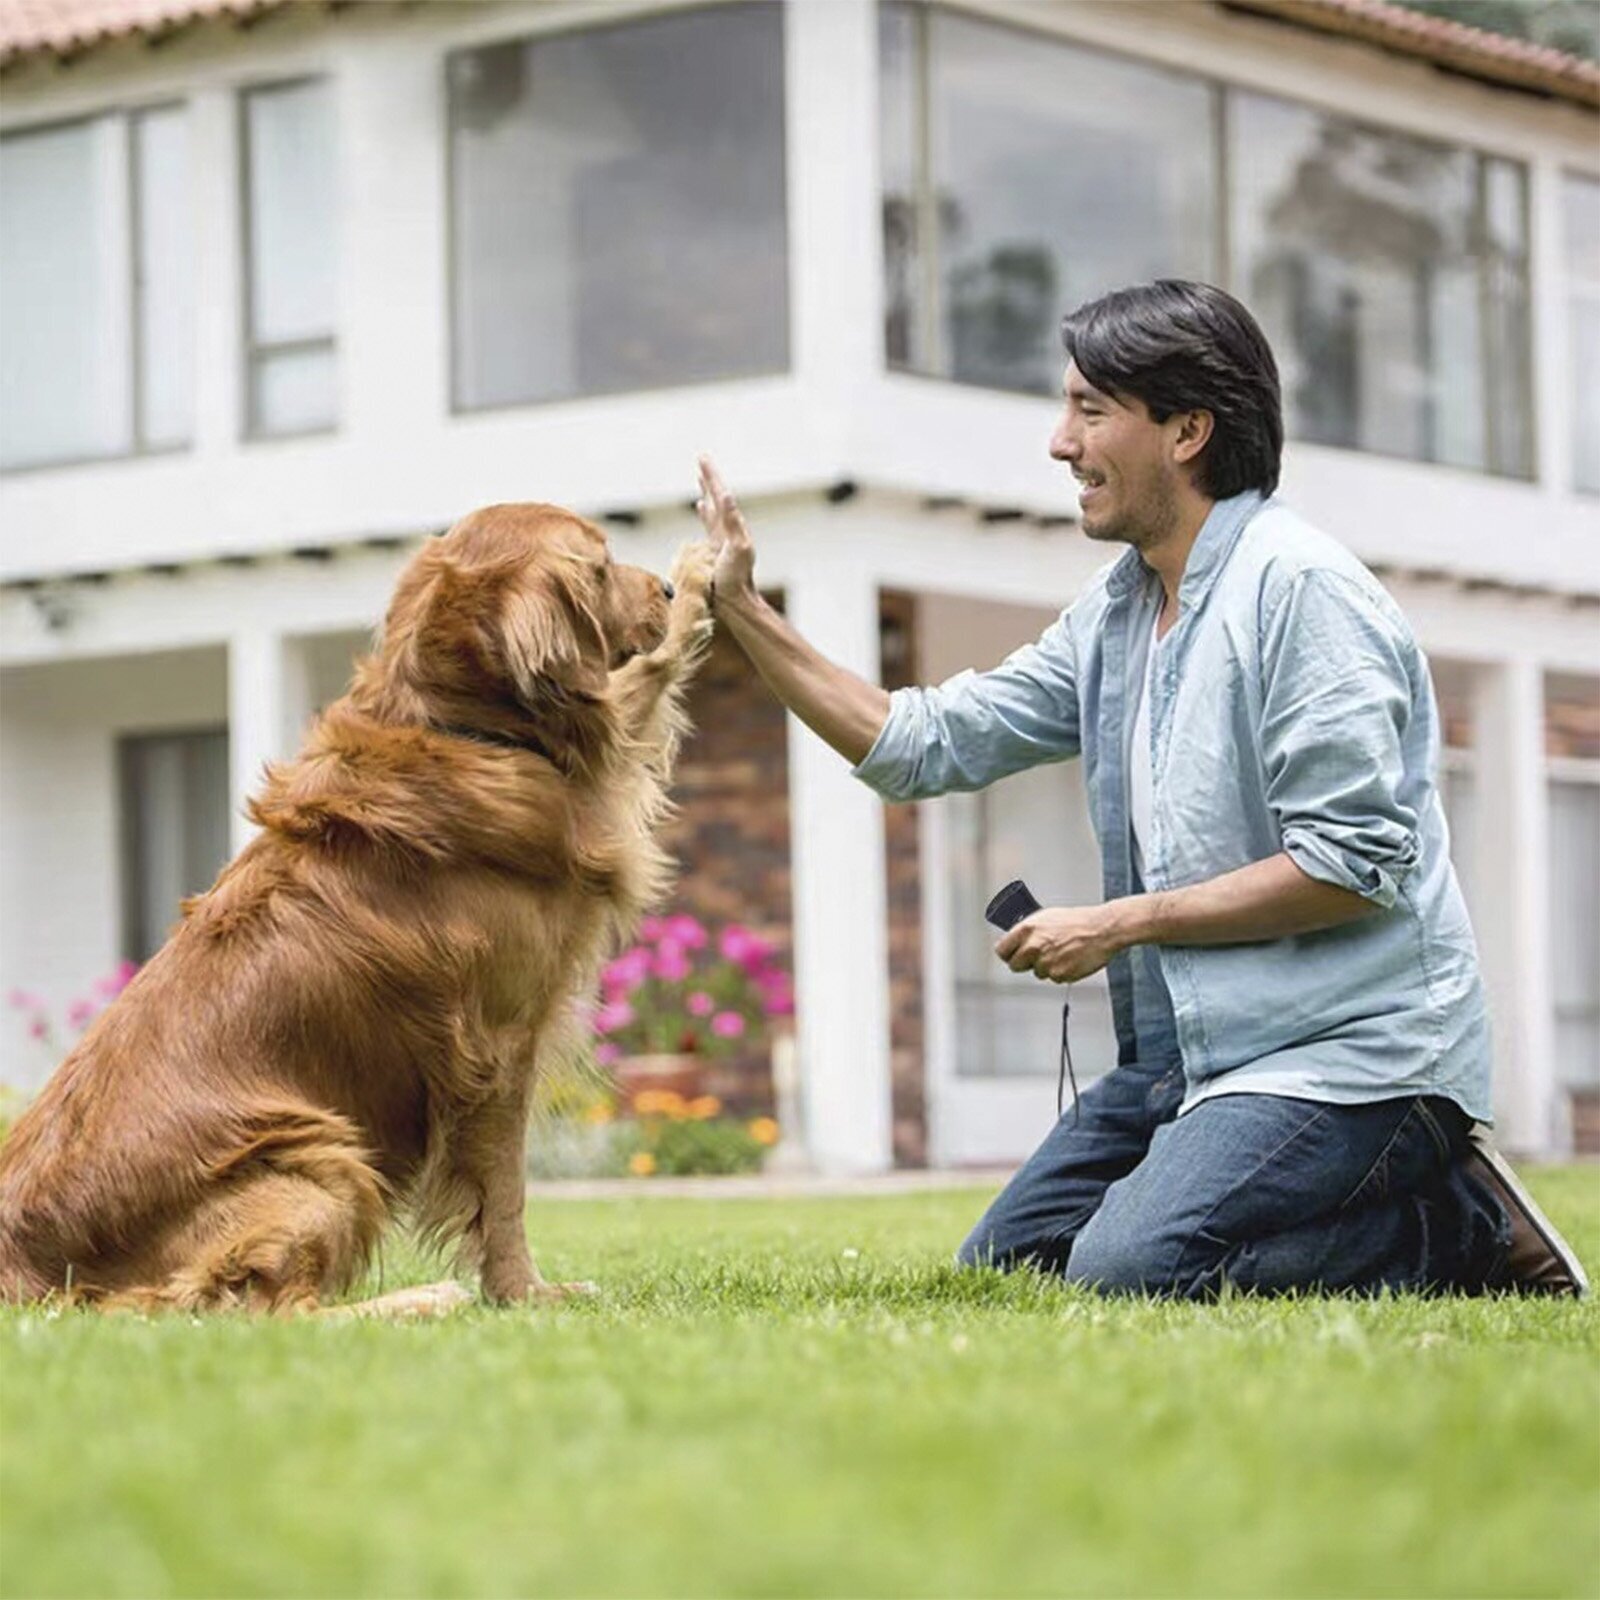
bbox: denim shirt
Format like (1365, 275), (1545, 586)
(853, 491), (1492, 1123)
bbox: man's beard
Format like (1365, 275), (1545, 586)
(1081, 476), (1178, 551)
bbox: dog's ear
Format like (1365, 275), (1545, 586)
(494, 565), (610, 703)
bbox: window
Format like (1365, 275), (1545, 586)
(880, 4), (1216, 395)
(876, 11), (1537, 479)
(0, 106), (193, 470)
(118, 729), (230, 963)
(242, 80), (338, 437)
(447, 4), (788, 410)
(1563, 173), (1600, 494)
(1230, 94), (1532, 478)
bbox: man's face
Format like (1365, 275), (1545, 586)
(1048, 362), (1186, 546)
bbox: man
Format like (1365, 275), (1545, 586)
(694, 280), (1585, 1299)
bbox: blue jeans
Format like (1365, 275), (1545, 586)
(957, 1056), (1509, 1297)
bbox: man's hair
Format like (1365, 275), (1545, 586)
(1060, 280), (1283, 500)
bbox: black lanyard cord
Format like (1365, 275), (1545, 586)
(1059, 995), (1079, 1124)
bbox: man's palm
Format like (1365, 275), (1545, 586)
(696, 455), (756, 601)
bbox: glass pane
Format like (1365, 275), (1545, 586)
(0, 116), (132, 468)
(1562, 171), (1600, 281)
(135, 106), (195, 449)
(1548, 782), (1600, 1090)
(120, 730), (229, 963)
(889, 11), (1215, 395)
(251, 345), (336, 435)
(1572, 296), (1600, 495)
(1564, 174), (1600, 494)
(879, 2), (921, 371)
(245, 80), (337, 345)
(1230, 93), (1532, 477)
(449, 3), (788, 408)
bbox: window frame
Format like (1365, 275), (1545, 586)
(0, 100), (192, 475)
(442, 1), (792, 418)
(237, 75), (339, 443)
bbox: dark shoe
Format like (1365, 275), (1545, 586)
(1464, 1127), (1588, 1297)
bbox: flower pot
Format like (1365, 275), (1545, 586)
(612, 1053), (705, 1111)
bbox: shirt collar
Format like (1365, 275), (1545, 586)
(1103, 489), (1266, 603)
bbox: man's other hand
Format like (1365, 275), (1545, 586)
(695, 455), (757, 614)
(996, 905), (1125, 983)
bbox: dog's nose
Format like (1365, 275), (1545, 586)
(661, 578), (675, 600)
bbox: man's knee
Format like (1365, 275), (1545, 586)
(1063, 1219), (1190, 1297)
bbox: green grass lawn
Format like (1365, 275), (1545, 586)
(3, 1170), (1598, 1600)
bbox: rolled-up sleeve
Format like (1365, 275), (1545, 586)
(1260, 570), (1421, 909)
(852, 613), (1080, 801)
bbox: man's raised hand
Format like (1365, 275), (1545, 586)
(695, 455), (757, 614)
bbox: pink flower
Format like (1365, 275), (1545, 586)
(758, 972), (794, 1016)
(67, 1000), (96, 1029)
(94, 962), (138, 999)
(720, 925), (774, 974)
(6, 988), (42, 1011)
(27, 1018), (47, 1041)
(664, 914), (708, 950)
(686, 990), (715, 1017)
(593, 1000), (635, 1035)
(654, 941), (691, 983)
(594, 1042), (621, 1066)
(711, 1011), (746, 1039)
(603, 948), (652, 994)
(637, 916), (667, 941)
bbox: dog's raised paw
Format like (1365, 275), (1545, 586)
(669, 538), (715, 599)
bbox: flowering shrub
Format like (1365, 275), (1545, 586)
(591, 915), (792, 1068)
(609, 1090), (779, 1177)
(8, 962), (139, 1056)
(525, 1084), (780, 1180)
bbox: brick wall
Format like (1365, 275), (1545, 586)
(648, 587), (933, 1164)
(653, 600), (793, 1116)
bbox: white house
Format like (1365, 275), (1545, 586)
(2, 0), (1597, 1170)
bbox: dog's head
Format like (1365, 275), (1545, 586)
(365, 503), (673, 757)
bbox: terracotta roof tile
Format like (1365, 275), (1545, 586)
(0, 0), (292, 66)
(1225, 0), (1600, 108)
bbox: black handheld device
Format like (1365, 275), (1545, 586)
(983, 879), (1079, 1122)
(984, 879), (1041, 932)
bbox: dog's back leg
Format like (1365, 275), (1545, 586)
(108, 1101), (388, 1315)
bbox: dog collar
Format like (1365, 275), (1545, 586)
(430, 722), (556, 763)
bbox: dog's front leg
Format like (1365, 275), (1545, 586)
(461, 1094), (594, 1305)
(610, 540), (715, 752)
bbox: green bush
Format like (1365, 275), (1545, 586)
(613, 1114), (768, 1177)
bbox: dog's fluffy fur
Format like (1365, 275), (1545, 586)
(0, 504), (714, 1312)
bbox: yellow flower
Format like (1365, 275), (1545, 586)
(687, 1094), (723, 1120)
(628, 1151), (657, 1176)
(748, 1116), (779, 1146)
(634, 1090), (689, 1119)
(583, 1103), (615, 1125)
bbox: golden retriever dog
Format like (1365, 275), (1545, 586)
(0, 504), (714, 1315)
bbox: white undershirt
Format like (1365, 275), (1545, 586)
(1129, 624), (1161, 887)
